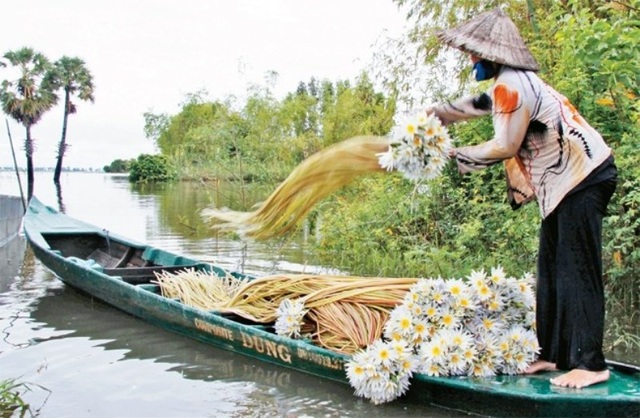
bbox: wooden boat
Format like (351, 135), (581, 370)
(24, 197), (640, 417)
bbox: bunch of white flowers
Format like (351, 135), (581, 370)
(346, 267), (539, 404)
(274, 298), (308, 338)
(377, 112), (452, 181)
(345, 339), (416, 404)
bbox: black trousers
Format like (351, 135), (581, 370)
(536, 178), (616, 371)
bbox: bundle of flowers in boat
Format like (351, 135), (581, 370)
(155, 266), (538, 405)
(202, 112), (451, 239)
(344, 267), (539, 404)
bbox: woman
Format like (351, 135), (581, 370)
(430, 8), (617, 389)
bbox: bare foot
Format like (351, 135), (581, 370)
(550, 369), (610, 389)
(524, 360), (557, 374)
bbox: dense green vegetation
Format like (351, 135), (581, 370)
(143, 75), (395, 182)
(144, 0), (639, 351)
(103, 158), (134, 173)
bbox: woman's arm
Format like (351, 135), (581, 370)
(431, 92), (493, 125)
(454, 82), (530, 174)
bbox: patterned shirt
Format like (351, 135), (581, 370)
(433, 66), (612, 218)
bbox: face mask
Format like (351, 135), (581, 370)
(473, 60), (496, 81)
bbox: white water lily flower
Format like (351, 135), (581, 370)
(412, 278), (433, 295)
(412, 318), (430, 343)
(389, 338), (411, 360)
(371, 340), (397, 368)
(274, 298), (308, 338)
(490, 266), (507, 285)
(475, 283), (493, 302)
(422, 301), (442, 321)
(376, 149), (397, 172)
(452, 295), (476, 313)
(446, 278), (466, 297)
(384, 305), (414, 340)
(439, 310), (461, 329)
(422, 338), (447, 363)
(447, 351), (469, 375)
(468, 269), (488, 288)
(346, 358), (368, 386)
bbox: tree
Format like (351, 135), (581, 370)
(50, 56), (95, 184)
(0, 47), (57, 199)
(128, 154), (176, 183)
(103, 158), (134, 173)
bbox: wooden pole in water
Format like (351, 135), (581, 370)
(5, 119), (26, 213)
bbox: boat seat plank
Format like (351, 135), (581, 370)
(88, 248), (121, 268)
(114, 246), (136, 268)
(136, 284), (161, 294)
(103, 264), (200, 284)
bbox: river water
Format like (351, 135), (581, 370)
(0, 171), (467, 417)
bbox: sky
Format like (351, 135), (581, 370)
(0, 0), (407, 170)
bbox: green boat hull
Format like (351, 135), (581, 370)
(23, 197), (640, 417)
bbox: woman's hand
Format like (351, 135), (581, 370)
(426, 106), (454, 126)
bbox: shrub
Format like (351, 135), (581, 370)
(128, 154), (176, 183)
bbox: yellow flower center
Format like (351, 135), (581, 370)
(479, 286), (491, 297)
(400, 318), (411, 330)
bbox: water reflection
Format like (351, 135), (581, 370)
(54, 181), (65, 214)
(0, 235), (26, 294)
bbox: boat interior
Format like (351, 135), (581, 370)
(42, 232), (201, 285)
(41, 232), (275, 328)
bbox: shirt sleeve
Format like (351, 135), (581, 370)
(432, 92), (493, 125)
(455, 82), (531, 174)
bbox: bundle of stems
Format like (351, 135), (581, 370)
(299, 278), (417, 354)
(154, 270), (417, 354)
(202, 136), (389, 240)
(156, 271), (361, 320)
(310, 301), (390, 354)
(154, 269), (247, 310)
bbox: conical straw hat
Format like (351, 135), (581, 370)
(436, 8), (539, 71)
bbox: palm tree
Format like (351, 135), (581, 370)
(0, 47), (57, 200)
(50, 56), (95, 184)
